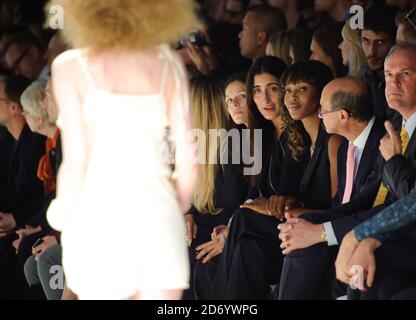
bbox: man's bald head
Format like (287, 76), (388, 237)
(324, 77), (368, 97)
(321, 77), (373, 121)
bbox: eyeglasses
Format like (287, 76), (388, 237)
(405, 7), (416, 30)
(318, 107), (341, 117)
(319, 107), (354, 118)
(9, 48), (30, 71)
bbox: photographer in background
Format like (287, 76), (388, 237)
(179, 23), (251, 79)
(222, 0), (250, 25)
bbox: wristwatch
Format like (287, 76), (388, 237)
(321, 230), (328, 242)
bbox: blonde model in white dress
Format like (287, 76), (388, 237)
(47, 43), (198, 300)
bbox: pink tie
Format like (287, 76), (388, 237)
(342, 143), (357, 204)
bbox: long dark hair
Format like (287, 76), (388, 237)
(225, 71), (247, 90)
(313, 22), (348, 77)
(280, 60), (333, 160)
(246, 56), (287, 177)
(292, 28), (314, 63)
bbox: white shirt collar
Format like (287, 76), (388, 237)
(353, 117), (375, 150)
(403, 112), (416, 138)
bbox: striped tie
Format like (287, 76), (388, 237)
(373, 127), (409, 207)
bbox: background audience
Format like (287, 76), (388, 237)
(0, 0), (415, 300)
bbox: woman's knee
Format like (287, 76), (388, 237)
(23, 255), (40, 286)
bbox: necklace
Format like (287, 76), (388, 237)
(310, 144), (315, 155)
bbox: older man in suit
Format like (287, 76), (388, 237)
(335, 43), (416, 300)
(278, 44), (416, 300)
(277, 77), (386, 299)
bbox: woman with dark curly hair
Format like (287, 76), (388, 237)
(280, 60), (342, 215)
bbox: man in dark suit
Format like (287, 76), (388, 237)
(277, 77), (387, 299)
(0, 126), (14, 209)
(335, 44), (416, 300)
(0, 75), (46, 299)
(279, 77), (385, 242)
(278, 45), (416, 300)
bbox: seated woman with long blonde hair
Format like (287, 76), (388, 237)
(184, 75), (248, 299)
(338, 19), (367, 77)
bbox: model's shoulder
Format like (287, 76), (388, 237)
(52, 49), (84, 68)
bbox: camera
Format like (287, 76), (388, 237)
(179, 30), (208, 48)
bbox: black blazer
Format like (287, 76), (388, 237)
(0, 126), (14, 209)
(382, 123), (416, 199)
(334, 119), (386, 206)
(50, 133), (62, 176)
(2, 125), (46, 226)
(189, 162), (249, 245)
(26, 133), (63, 230)
(270, 130), (310, 198)
(248, 130), (309, 199)
(299, 124), (332, 210)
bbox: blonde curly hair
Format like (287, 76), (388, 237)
(48, 0), (200, 52)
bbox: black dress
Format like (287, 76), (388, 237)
(195, 130), (310, 299)
(189, 163), (249, 247)
(183, 162), (248, 299)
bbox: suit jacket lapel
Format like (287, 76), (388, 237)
(337, 139), (348, 201)
(300, 124), (325, 193)
(404, 128), (416, 159)
(354, 120), (385, 190)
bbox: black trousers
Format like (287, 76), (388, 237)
(392, 287), (416, 300)
(0, 230), (48, 299)
(194, 254), (220, 300)
(359, 239), (416, 300)
(206, 208), (284, 299)
(278, 242), (339, 300)
(183, 224), (218, 300)
(278, 206), (385, 300)
(0, 233), (18, 299)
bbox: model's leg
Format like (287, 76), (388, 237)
(128, 289), (183, 300)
